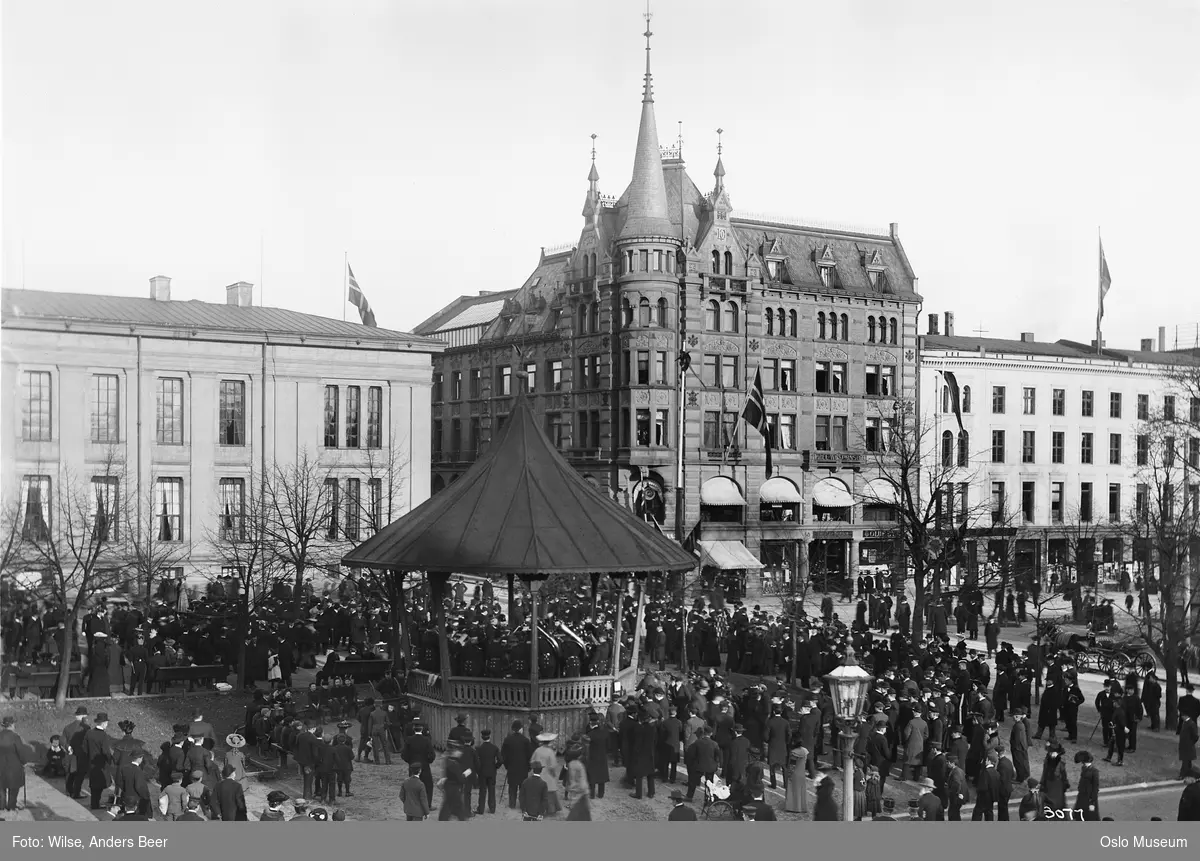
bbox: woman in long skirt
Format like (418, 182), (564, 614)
(864, 765), (882, 819)
(530, 734), (563, 816)
(785, 747), (808, 815)
(852, 764), (868, 821)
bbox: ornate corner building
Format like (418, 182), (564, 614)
(413, 24), (923, 595)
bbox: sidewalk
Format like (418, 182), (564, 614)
(0, 771), (100, 823)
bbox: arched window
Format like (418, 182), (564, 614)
(638, 297), (651, 327)
(578, 303), (589, 333)
(590, 253), (597, 277)
(889, 317), (898, 345)
(625, 250), (635, 274)
(868, 316), (877, 343)
(712, 250), (721, 273)
(818, 311), (826, 339)
(829, 313), (838, 340)
(588, 302), (599, 333)
(656, 298), (668, 328)
(765, 308), (774, 335)
(840, 314), (849, 341)
(942, 385), (950, 414)
(788, 309), (797, 337)
(942, 430), (954, 467)
(962, 385), (972, 413)
(724, 301), (739, 333)
(957, 431), (970, 467)
(621, 298), (633, 327)
(706, 300), (721, 331)
(724, 251), (733, 275)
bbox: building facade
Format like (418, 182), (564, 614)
(2, 280), (442, 590)
(919, 314), (1200, 589)
(415, 30), (924, 595)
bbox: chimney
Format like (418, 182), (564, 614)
(944, 312), (955, 337)
(225, 281), (254, 307)
(149, 275), (171, 301)
(1141, 338), (1154, 352)
(927, 313), (940, 336)
(1020, 333), (1035, 343)
(1158, 326), (1167, 352)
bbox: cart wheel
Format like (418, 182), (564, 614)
(705, 800), (737, 821)
(1097, 656), (1117, 677)
(1136, 653), (1156, 675)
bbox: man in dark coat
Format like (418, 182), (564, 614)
(474, 729), (501, 815)
(1178, 776), (1200, 821)
(866, 720), (892, 795)
(211, 763), (247, 821)
(62, 707), (89, 799)
(725, 724), (751, 788)
(657, 711), (682, 784)
(585, 716), (610, 798)
(946, 762), (969, 821)
(628, 713), (658, 799)
(113, 750), (150, 816)
(294, 724), (319, 800)
(1074, 750), (1100, 821)
(79, 712), (115, 810)
(971, 756), (1001, 820)
(0, 716), (36, 811)
(764, 707), (791, 790)
(401, 722), (436, 805)
(666, 788), (697, 820)
(519, 762), (550, 820)
(1142, 671), (1162, 731)
(501, 720), (533, 809)
(915, 778), (944, 821)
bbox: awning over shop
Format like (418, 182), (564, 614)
(813, 477), (855, 508)
(699, 540), (765, 571)
(758, 477), (803, 504)
(861, 478), (899, 506)
(700, 477), (747, 506)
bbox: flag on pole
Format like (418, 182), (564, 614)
(1096, 237), (1113, 332)
(942, 370), (965, 433)
(347, 264), (377, 328)
(740, 366), (773, 478)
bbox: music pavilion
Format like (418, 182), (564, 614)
(413, 19), (923, 599)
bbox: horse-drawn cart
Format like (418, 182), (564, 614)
(1047, 624), (1157, 677)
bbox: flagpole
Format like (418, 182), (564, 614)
(343, 251), (348, 323)
(1096, 227), (1101, 355)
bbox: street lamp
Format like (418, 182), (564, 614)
(823, 644), (874, 822)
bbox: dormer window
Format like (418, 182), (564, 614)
(820, 267), (835, 288)
(767, 261), (778, 279)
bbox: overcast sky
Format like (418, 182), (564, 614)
(4, 0), (1199, 348)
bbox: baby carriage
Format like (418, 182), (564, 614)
(701, 776), (739, 820)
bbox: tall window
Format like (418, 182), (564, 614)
(957, 431), (970, 467)
(962, 385), (971, 412)
(1022, 481), (1035, 523)
(433, 420), (443, 459)
(703, 411), (721, 449)
(831, 415), (848, 451)
(1108, 484), (1121, 522)
(548, 360), (563, 391)
(840, 314), (849, 341)
(469, 418), (481, 456)
(777, 414), (796, 450)
(90, 477), (118, 542)
(788, 310), (797, 337)
(1164, 395), (1176, 421)
(656, 298), (668, 327)
(451, 371), (462, 400)
(865, 365), (895, 396)
(1082, 390), (1094, 417)
(450, 419), (462, 457)
(154, 478), (183, 541)
(867, 317), (877, 342)
(1136, 483), (1148, 521)
(815, 415), (830, 451)
(636, 351), (650, 385)
(720, 356), (738, 389)
(91, 374), (120, 443)
(941, 430), (954, 467)
(1080, 482), (1093, 523)
(1051, 431), (1064, 464)
(655, 351), (669, 385)
(156, 377), (184, 444)
(621, 299), (633, 327)
(432, 372), (443, 403)
(829, 313), (839, 340)
(1022, 431), (1036, 463)
(20, 476), (51, 541)
(1022, 387), (1036, 415)
(888, 318), (898, 345)
(1136, 434), (1149, 466)
(724, 251), (733, 275)
(324, 478), (340, 539)
(991, 482), (1006, 523)
(865, 417), (891, 452)
(1110, 392), (1122, 419)
(992, 386), (1006, 414)
(639, 297), (651, 327)
(815, 361), (846, 394)
(766, 308), (775, 336)
(1051, 481), (1064, 522)
(991, 430), (1005, 463)
(818, 311), (827, 339)
(778, 359), (796, 392)
(723, 301), (739, 333)
(368, 478), (382, 533)
(22, 371), (52, 441)
(323, 386), (339, 448)
(1190, 436), (1200, 469)
(469, 369), (481, 398)
(367, 386), (382, 448)
(706, 300), (720, 331)
(345, 479), (361, 541)
(217, 381), (246, 446)
(345, 386), (361, 448)
(588, 302), (599, 332)
(1137, 393), (1149, 421)
(1081, 432), (1093, 465)
(635, 409), (651, 446)
(654, 409), (670, 446)
(219, 478), (245, 541)
(1052, 388), (1065, 416)
(1191, 397), (1200, 424)
(524, 363), (537, 393)
(497, 366), (512, 396)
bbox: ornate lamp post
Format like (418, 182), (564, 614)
(823, 644), (874, 822)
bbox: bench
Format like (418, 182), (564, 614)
(242, 756), (278, 781)
(6, 669), (83, 699)
(325, 659), (391, 683)
(152, 664), (228, 692)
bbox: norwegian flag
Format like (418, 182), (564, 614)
(347, 263), (377, 328)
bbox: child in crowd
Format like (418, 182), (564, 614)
(43, 735), (68, 777)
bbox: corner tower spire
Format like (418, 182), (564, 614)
(617, 4), (674, 241)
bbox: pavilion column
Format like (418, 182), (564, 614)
(630, 576), (647, 678)
(396, 570), (414, 670)
(590, 572), (601, 624)
(507, 574), (515, 629)
(528, 579), (542, 716)
(431, 571), (453, 703)
(610, 575), (627, 676)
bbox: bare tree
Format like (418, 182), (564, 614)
(857, 398), (996, 642)
(261, 448), (343, 620)
(11, 453), (132, 706)
(1118, 415), (1200, 729)
(124, 481), (190, 602)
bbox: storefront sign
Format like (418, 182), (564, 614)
(862, 529), (896, 540)
(811, 530), (852, 540)
(804, 450), (865, 470)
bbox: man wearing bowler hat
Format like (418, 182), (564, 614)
(666, 788), (696, 820)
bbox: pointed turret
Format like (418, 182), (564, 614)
(713, 128), (726, 194)
(617, 16), (674, 241)
(582, 134), (600, 220)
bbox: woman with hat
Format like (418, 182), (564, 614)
(87, 631), (112, 697)
(260, 790), (289, 821)
(224, 734), (247, 784)
(530, 732), (562, 816)
(110, 720), (145, 773)
(1039, 742), (1070, 814)
(784, 744), (809, 815)
(812, 775), (839, 821)
(1073, 750), (1100, 820)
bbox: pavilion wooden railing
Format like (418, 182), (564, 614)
(406, 670), (638, 711)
